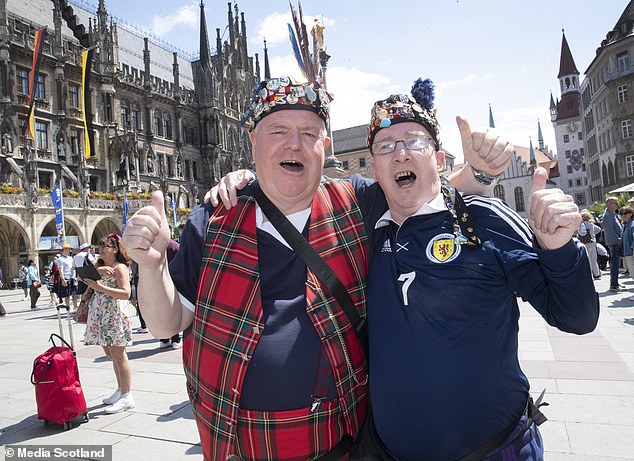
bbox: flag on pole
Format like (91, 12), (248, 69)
(122, 190), (129, 232)
(23, 28), (45, 140)
(170, 193), (177, 231)
(51, 184), (65, 241)
(81, 48), (95, 158)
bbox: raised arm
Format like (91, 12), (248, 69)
(447, 116), (513, 196)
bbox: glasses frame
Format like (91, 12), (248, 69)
(371, 136), (433, 156)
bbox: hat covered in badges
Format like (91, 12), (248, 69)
(367, 78), (440, 151)
(242, 76), (332, 130)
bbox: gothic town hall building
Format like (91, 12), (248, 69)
(0, 0), (262, 281)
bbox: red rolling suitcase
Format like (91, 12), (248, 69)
(30, 304), (88, 429)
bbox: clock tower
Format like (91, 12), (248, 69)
(551, 30), (588, 206)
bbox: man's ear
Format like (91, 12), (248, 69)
(435, 150), (445, 172)
(323, 136), (331, 151)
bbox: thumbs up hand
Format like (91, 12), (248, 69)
(457, 116), (513, 178)
(122, 190), (171, 267)
(527, 167), (581, 250)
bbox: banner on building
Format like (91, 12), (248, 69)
(51, 184), (65, 239)
(23, 28), (45, 140)
(82, 48), (95, 158)
(122, 191), (129, 232)
(170, 193), (177, 231)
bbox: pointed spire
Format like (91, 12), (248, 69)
(529, 137), (536, 168)
(199, 1), (211, 67)
(488, 103), (495, 128)
(558, 30), (579, 78)
(549, 92), (557, 121)
(255, 53), (261, 82)
(263, 39), (270, 80)
(538, 119), (544, 150)
(228, 2), (235, 48)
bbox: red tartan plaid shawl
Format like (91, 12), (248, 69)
(184, 180), (369, 460)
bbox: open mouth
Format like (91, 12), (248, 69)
(394, 171), (416, 187)
(281, 160), (304, 172)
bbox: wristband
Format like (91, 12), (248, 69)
(469, 164), (502, 185)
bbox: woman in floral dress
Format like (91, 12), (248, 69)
(83, 233), (134, 414)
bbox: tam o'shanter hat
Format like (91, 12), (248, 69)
(242, 76), (332, 130)
(242, 2), (333, 130)
(367, 78), (441, 150)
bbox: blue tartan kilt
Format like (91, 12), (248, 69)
(55, 281), (73, 299)
(75, 280), (88, 295)
(483, 416), (544, 461)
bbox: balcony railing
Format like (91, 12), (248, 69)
(0, 193), (151, 210)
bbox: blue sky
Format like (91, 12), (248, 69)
(103, 0), (627, 160)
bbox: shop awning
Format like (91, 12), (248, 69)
(609, 183), (634, 193)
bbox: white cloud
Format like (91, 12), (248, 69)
(327, 67), (393, 131)
(151, 4), (198, 37)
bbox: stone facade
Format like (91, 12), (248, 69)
(0, 0), (259, 281)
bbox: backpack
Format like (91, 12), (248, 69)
(578, 222), (593, 244)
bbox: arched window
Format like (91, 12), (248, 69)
(602, 163), (609, 185)
(493, 184), (505, 202)
(514, 187), (525, 212)
(120, 100), (130, 130)
(163, 112), (171, 140)
(608, 159), (616, 184)
(153, 111), (161, 136)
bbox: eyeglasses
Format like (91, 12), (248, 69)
(371, 136), (433, 155)
(99, 243), (116, 248)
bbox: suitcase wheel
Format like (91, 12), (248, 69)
(63, 421), (72, 430)
(81, 412), (89, 423)
(43, 420), (49, 427)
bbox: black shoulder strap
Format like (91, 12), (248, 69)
(253, 183), (367, 344)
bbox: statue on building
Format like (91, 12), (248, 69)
(1, 132), (13, 155)
(176, 151), (183, 177)
(57, 134), (66, 161)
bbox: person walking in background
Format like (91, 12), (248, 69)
(19, 262), (28, 300)
(49, 255), (61, 307)
(26, 259), (40, 309)
(578, 210), (602, 279)
(620, 206), (634, 301)
(73, 243), (92, 308)
(129, 261), (148, 334)
(603, 196), (624, 292)
(56, 244), (75, 309)
(82, 233), (135, 414)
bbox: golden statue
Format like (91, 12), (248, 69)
(311, 17), (325, 51)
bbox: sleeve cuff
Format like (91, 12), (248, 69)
(535, 239), (579, 272)
(179, 291), (196, 312)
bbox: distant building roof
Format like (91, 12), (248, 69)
(333, 125), (367, 155)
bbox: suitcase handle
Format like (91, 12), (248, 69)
(49, 333), (72, 350)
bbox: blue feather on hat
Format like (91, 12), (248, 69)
(411, 78), (435, 110)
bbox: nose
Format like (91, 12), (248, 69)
(284, 129), (301, 150)
(392, 141), (410, 160)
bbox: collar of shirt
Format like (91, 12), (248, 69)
(256, 205), (311, 249)
(375, 193), (446, 229)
